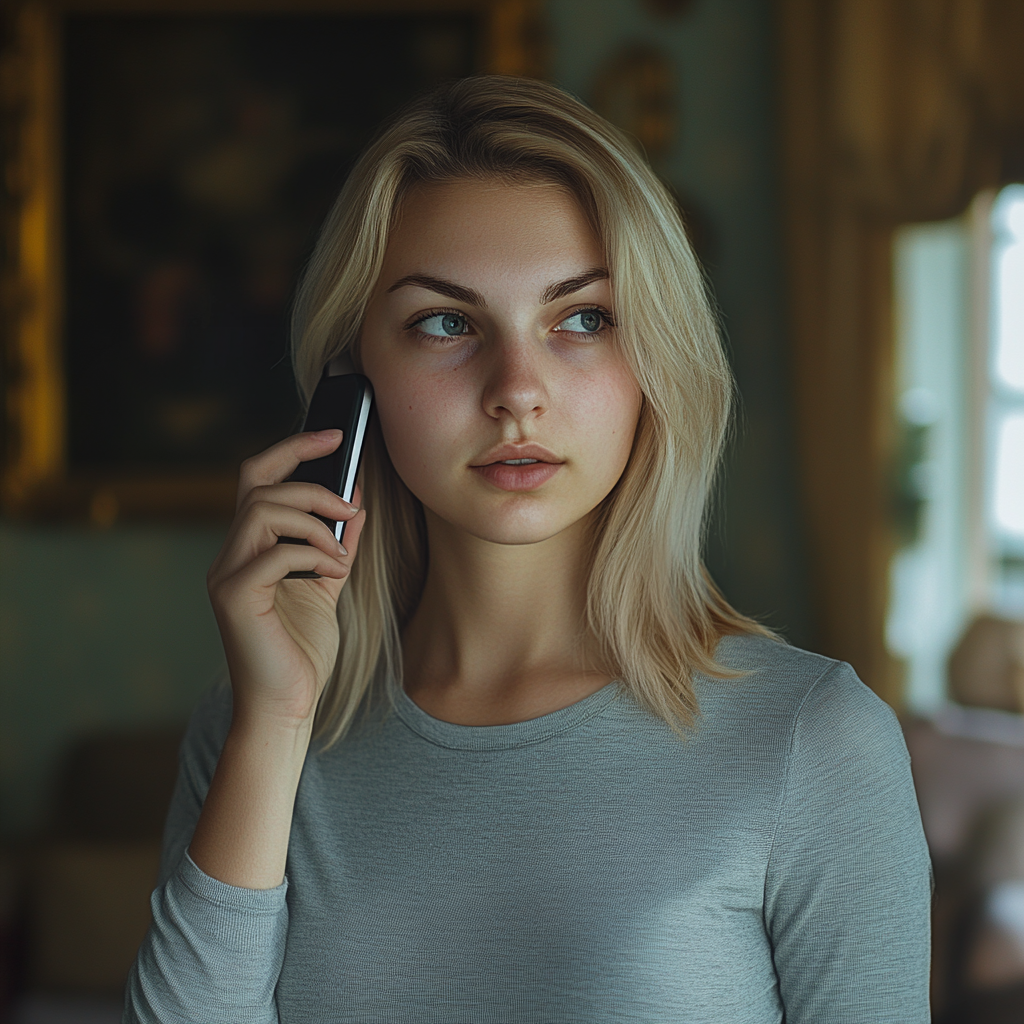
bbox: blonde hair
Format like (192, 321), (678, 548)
(290, 75), (771, 745)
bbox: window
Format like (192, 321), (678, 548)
(887, 185), (1024, 713)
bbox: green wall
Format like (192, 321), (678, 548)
(0, 523), (226, 839)
(1, 0), (810, 842)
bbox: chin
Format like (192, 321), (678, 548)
(428, 498), (586, 547)
(471, 523), (572, 546)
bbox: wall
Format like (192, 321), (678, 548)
(0, 524), (226, 840)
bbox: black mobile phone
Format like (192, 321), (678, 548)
(278, 361), (373, 580)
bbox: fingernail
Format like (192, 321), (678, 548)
(337, 544), (348, 556)
(339, 499), (358, 513)
(313, 429), (342, 440)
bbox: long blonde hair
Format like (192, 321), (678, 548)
(290, 75), (770, 745)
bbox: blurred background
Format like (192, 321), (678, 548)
(0, 0), (1021, 1020)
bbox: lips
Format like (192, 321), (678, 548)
(470, 442), (561, 467)
(469, 442), (563, 492)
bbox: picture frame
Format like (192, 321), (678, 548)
(0, 0), (546, 524)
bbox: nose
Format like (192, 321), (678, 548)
(480, 333), (549, 426)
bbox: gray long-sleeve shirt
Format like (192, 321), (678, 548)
(124, 635), (932, 1023)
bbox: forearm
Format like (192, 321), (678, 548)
(188, 711), (312, 890)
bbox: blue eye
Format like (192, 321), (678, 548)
(416, 312), (469, 337)
(557, 309), (608, 334)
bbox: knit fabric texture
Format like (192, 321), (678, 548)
(124, 634), (932, 1023)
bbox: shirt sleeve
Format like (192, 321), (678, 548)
(763, 661), (933, 1023)
(123, 680), (290, 1024)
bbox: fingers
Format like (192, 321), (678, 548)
(335, 505), (367, 562)
(212, 432), (369, 613)
(236, 429), (343, 510)
(221, 540), (350, 599)
(213, 496), (358, 583)
(237, 480), (358, 527)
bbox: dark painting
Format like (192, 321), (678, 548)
(63, 13), (477, 472)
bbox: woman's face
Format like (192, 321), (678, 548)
(359, 178), (642, 546)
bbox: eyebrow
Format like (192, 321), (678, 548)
(386, 274), (484, 306)
(541, 267), (610, 304)
(385, 266), (610, 307)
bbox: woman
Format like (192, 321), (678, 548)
(125, 76), (931, 1022)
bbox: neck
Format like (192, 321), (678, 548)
(401, 510), (612, 724)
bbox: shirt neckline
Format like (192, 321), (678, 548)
(392, 679), (623, 751)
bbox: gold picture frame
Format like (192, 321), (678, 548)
(0, 0), (546, 525)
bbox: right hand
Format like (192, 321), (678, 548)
(207, 429), (367, 731)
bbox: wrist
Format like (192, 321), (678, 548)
(190, 710), (312, 890)
(228, 704), (316, 752)
(232, 688), (319, 737)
